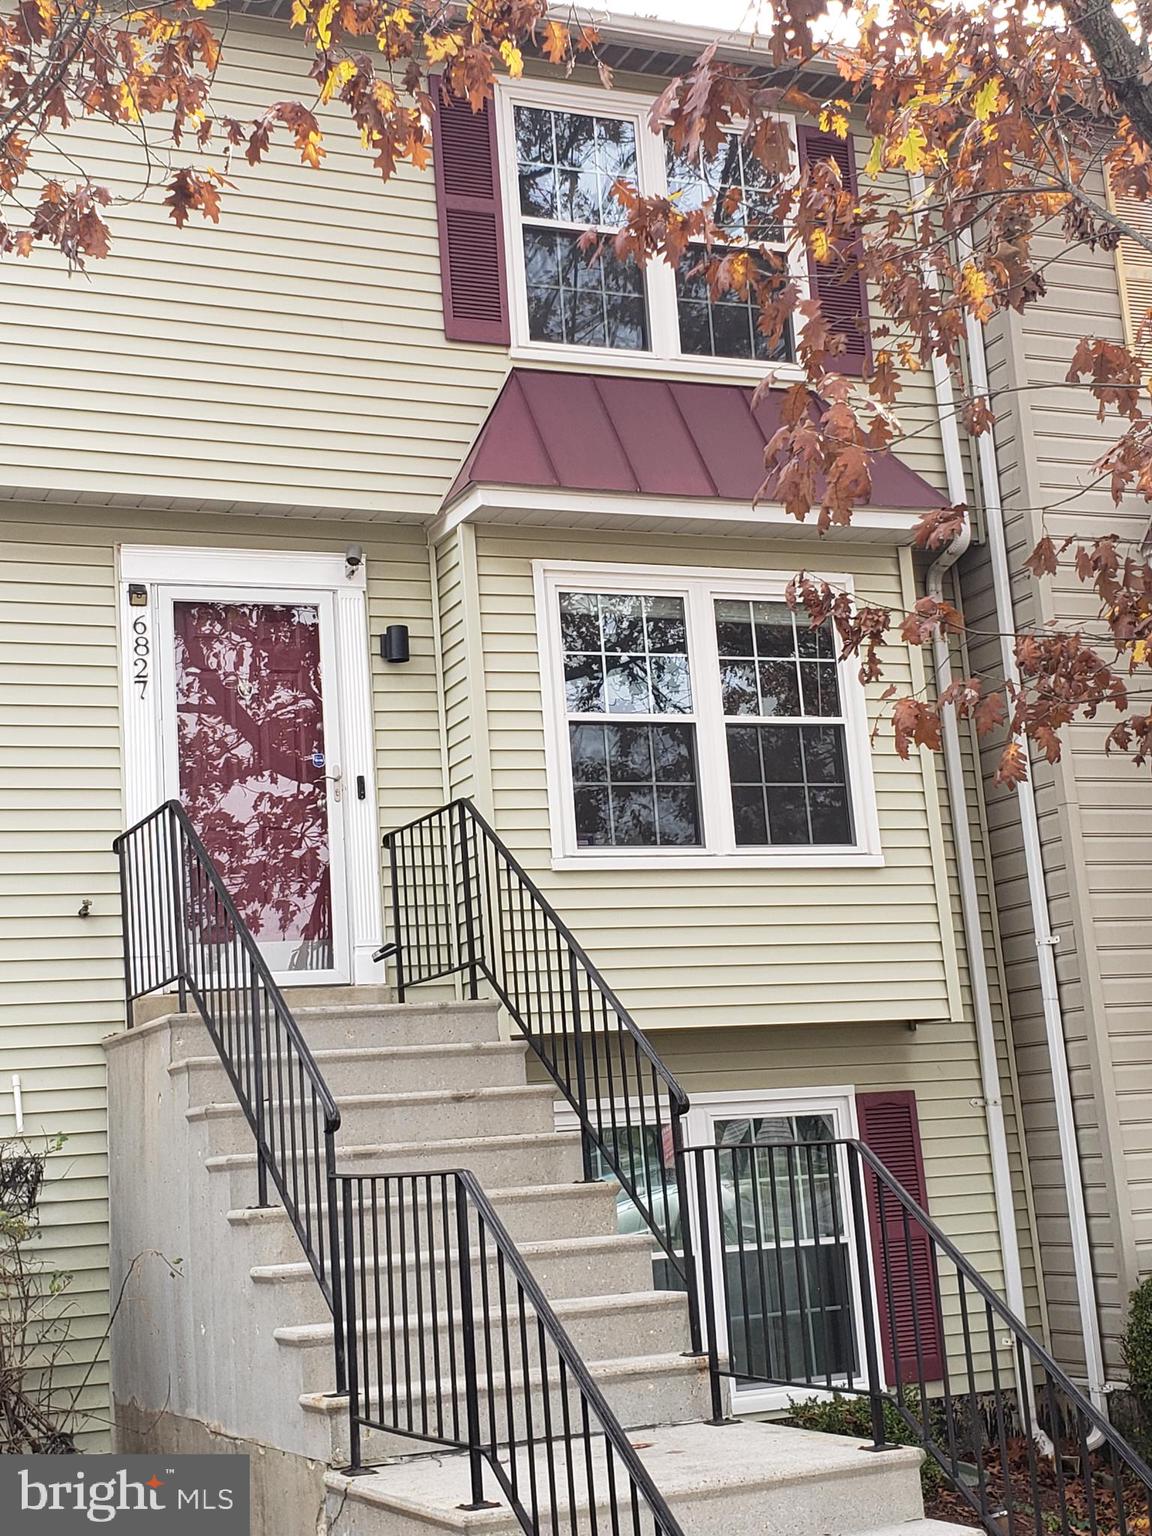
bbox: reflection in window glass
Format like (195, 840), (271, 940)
(514, 105), (648, 350)
(666, 134), (795, 363)
(561, 592), (701, 848)
(710, 1114), (856, 1386)
(675, 246), (793, 363)
(714, 599), (853, 847)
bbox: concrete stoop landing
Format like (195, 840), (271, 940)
(323, 1423), (956, 1536)
(111, 986), (978, 1536)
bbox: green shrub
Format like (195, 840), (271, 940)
(1121, 1276), (1152, 1450)
(785, 1391), (944, 1496)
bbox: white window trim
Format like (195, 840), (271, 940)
(494, 76), (810, 381)
(554, 1085), (886, 1414)
(534, 559), (883, 871)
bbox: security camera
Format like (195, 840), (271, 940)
(345, 544), (364, 574)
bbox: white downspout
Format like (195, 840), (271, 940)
(954, 226), (1108, 1412)
(916, 258), (1030, 1343)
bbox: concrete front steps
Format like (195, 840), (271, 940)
(162, 986), (976, 1536)
(323, 1421), (960, 1536)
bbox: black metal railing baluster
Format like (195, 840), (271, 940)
(330, 1170), (688, 1534)
(382, 801), (691, 1295)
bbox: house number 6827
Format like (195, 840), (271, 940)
(132, 615), (150, 697)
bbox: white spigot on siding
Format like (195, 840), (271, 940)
(11, 1074), (24, 1134)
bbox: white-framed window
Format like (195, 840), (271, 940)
(555, 1087), (879, 1414)
(535, 561), (882, 870)
(495, 78), (808, 377)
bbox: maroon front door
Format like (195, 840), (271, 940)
(172, 600), (336, 973)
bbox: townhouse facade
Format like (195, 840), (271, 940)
(0, 8), (1139, 1505)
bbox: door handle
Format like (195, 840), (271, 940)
(306, 764), (343, 801)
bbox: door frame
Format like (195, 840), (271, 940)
(685, 1087), (877, 1415)
(118, 544), (384, 986)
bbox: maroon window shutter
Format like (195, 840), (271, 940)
(431, 81), (510, 345)
(855, 1090), (944, 1386)
(796, 126), (871, 376)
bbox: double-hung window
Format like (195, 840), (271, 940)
(537, 563), (880, 868)
(498, 81), (806, 373)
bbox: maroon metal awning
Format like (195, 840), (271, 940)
(444, 368), (943, 512)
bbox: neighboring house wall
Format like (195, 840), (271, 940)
(962, 165), (1152, 1375)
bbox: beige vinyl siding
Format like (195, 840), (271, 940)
(466, 523), (953, 1030)
(0, 20), (508, 519)
(0, 500), (442, 1445)
(0, 22), (951, 527)
(964, 164), (1151, 1373)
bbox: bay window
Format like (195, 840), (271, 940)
(538, 564), (880, 868)
(499, 81), (804, 372)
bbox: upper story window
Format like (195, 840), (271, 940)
(537, 562), (882, 869)
(497, 81), (805, 376)
(514, 105), (649, 350)
(665, 139), (793, 364)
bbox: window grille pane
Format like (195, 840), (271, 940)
(674, 247), (794, 363)
(714, 599), (853, 847)
(522, 230), (647, 348)
(569, 722), (701, 847)
(562, 592), (693, 716)
(561, 588), (700, 848)
(666, 137), (785, 244)
(515, 105), (648, 352)
(666, 132), (793, 362)
(726, 724), (853, 847)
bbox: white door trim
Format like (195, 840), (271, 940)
(117, 545), (384, 986)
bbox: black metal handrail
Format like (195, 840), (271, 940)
(114, 801), (346, 1385)
(383, 799), (699, 1349)
(686, 1137), (1152, 1536)
(335, 1167), (686, 1535)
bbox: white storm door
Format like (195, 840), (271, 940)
(157, 588), (352, 985)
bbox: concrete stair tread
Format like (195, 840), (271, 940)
(251, 1230), (654, 1284)
(301, 1351), (707, 1418)
(205, 1131), (579, 1174)
(121, 998), (497, 1034)
(188, 1084), (556, 1122)
(274, 1290), (688, 1347)
(171, 1041), (528, 1076)
(324, 1422), (923, 1524)
(288, 1001), (499, 1020)
(226, 1180), (611, 1231)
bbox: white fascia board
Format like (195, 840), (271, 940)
(430, 483), (923, 545)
